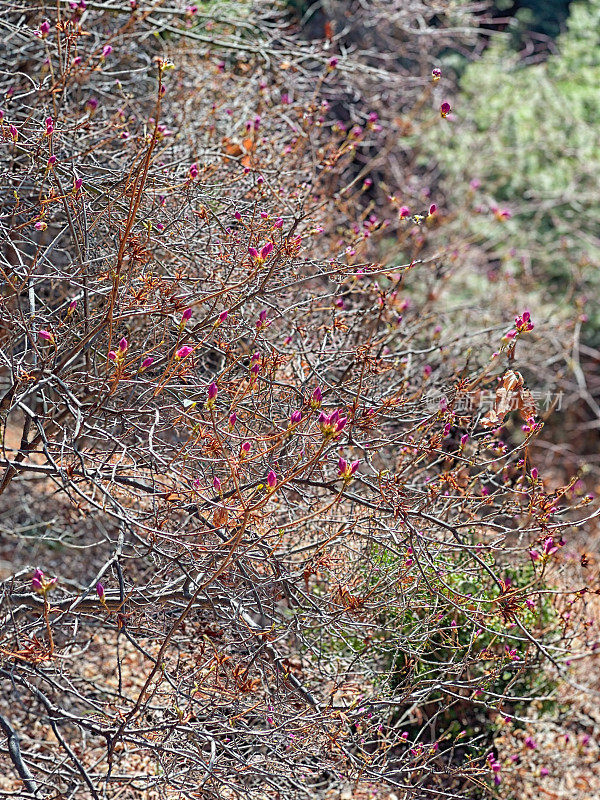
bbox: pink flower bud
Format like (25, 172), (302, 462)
(181, 307), (192, 323)
(260, 242), (273, 259)
(189, 162), (199, 179)
(241, 441), (251, 454)
(460, 434), (468, 446)
(266, 469), (277, 490)
(248, 247), (259, 259)
(399, 206), (411, 219)
(428, 204), (437, 217)
(432, 68), (442, 81)
(543, 538), (558, 556)
(440, 102), (451, 118)
(213, 476), (222, 493)
(310, 386), (323, 408)
(32, 568), (44, 593)
(141, 356), (154, 370)
(290, 410), (302, 424)
(102, 45), (113, 58)
(68, 298), (77, 313)
(118, 337), (128, 353)
(35, 221), (48, 231)
(47, 155), (57, 167)
(207, 381), (218, 400)
(218, 310), (228, 323)
(96, 581), (105, 601)
(234, 211), (242, 221)
(531, 467), (538, 479)
(9, 124), (18, 142)
(337, 457), (359, 481)
(228, 412), (237, 428)
(176, 345), (193, 359)
(273, 217), (283, 229)
(38, 329), (54, 343)
(108, 351), (117, 362)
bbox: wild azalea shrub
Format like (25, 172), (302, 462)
(0, 2), (594, 799)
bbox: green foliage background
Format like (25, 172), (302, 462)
(431, 0), (600, 340)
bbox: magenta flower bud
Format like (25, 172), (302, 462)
(250, 362), (260, 376)
(181, 307), (192, 323)
(234, 211), (242, 221)
(96, 581), (105, 601)
(432, 67), (442, 81)
(327, 57), (339, 70)
(32, 568), (44, 593)
(218, 310), (228, 323)
(9, 124), (18, 142)
(290, 410), (302, 424)
(213, 476), (222, 493)
(440, 102), (451, 118)
(256, 309), (270, 330)
(273, 217), (283, 229)
(176, 345), (193, 359)
(266, 469), (277, 490)
(543, 538), (558, 556)
(350, 460), (359, 475)
(524, 736), (536, 750)
(260, 242), (273, 259)
(248, 247), (259, 259)
(102, 45), (113, 58)
(338, 457), (348, 476)
(531, 467), (538, 479)
(460, 434), (468, 446)
(118, 337), (128, 353)
(310, 386), (323, 408)
(207, 381), (218, 401)
(39, 329), (54, 343)
(108, 350), (117, 362)
(35, 221), (48, 231)
(428, 204), (437, 216)
(399, 206), (411, 219)
(47, 155), (57, 167)
(228, 412), (237, 428)
(68, 298), (77, 313)
(141, 356), (154, 370)
(189, 162), (199, 179)
(241, 441), (251, 454)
